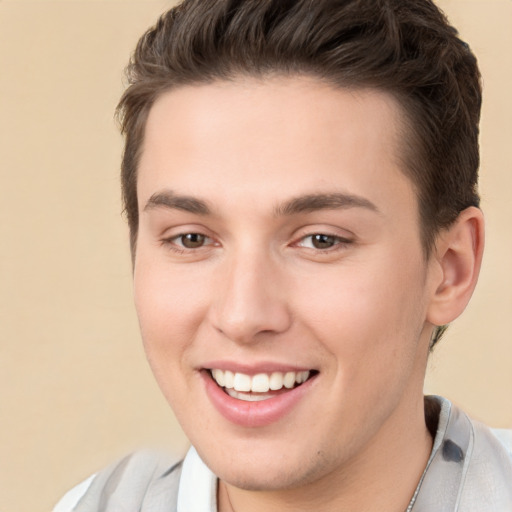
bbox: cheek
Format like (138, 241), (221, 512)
(133, 258), (209, 367)
(295, 255), (427, 373)
(133, 260), (214, 419)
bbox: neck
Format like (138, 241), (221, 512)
(218, 395), (433, 512)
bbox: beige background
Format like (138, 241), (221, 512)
(0, 1), (510, 511)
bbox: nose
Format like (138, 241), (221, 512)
(209, 248), (292, 344)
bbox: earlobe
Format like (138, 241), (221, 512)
(427, 207), (485, 326)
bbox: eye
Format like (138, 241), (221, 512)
(183, 233), (208, 248)
(297, 233), (349, 250)
(163, 232), (215, 251)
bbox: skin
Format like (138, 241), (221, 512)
(133, 77), (484, 512)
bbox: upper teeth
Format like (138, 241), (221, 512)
(211, 369), (310, 393)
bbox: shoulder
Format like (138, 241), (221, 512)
(490, 427), (512, 458)
(467, 419), (512, 476)
(53, 475), (96, 512)
(458, 411), (512, 510)
(469, 418), (512, 468)
(414, 397), (512, 512)
(53, 450), (183, 512)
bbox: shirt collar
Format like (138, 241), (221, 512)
(178, 446), (217, 512)
(408, 395), (472, 511)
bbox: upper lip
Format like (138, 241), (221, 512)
(200, 360), (316, 375)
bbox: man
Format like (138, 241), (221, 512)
(55, 0), (512, 510)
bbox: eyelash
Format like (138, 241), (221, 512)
(161, 231), (352, 255)
(161, 233), (215, 253)
(294, 233), (352, 252)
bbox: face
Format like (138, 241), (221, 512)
(134, 77), (437, 491)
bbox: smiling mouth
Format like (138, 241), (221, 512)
(208, 369), (317, 402)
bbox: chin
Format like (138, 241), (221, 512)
(200, 444), (336, 492)
(217, 467), (308, 492)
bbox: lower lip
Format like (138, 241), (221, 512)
(202, 371), (316, 428)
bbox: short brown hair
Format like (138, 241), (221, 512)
(117, 0), (482, 345)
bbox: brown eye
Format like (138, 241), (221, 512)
(296, 233), (350, 251)
(180, 233), (207, 248)
(311, 234), (337, 249)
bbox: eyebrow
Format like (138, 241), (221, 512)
(274, 192), (379, 216)
(143, 190), (379, 217)
(144, 190), (211, 215)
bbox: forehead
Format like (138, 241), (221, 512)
(138, 76), (415, 215)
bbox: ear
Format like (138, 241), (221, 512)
(426, 206), (485, 326)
